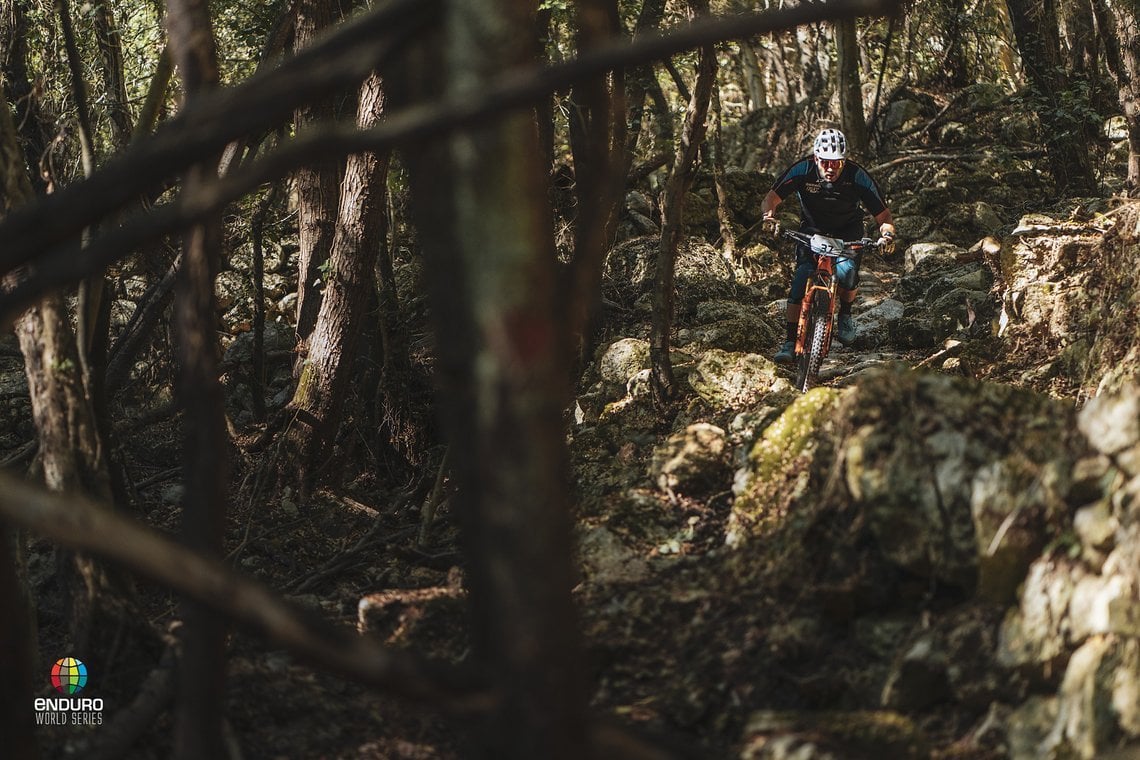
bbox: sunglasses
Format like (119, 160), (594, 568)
(817, 158), (845, 169)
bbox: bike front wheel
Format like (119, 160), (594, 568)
(795, 298), (830, 393)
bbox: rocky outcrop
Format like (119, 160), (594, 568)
(729, 366), (1085, 603)
(998, 381), (1140, 759)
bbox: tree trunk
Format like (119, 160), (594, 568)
(1, 21), (114, 655)
(93, 0), (134, 147)
(651, 0), (716, 404)
(1005, 0), (1098, 195)
(0, 87), (42, 760)
(740, 40), (769, 110)
(0, 0), (50, 193)
(0, 527), (38, 760)
(709, 84), (736, 257)
(564, 0), (624, 356)
(835, 18), (868, 154)
(383, 0), (589, 753)
(285, 72), (389, 488)
(624, 0), (669, 164)
(938, 4), (970, 87)
(292, 0), (342, 355)
(1094, 0), (1140, 193)
(165, 0), (229, 756)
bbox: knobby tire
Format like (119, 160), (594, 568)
(796, 294), (830, 393)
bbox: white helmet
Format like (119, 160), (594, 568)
(813, 128), (847, 160)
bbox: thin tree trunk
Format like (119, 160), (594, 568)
(651, 0), (716, 403)
(740, 40), (768, 110)
(94, 0), (134, 147)
(0, 0), (50, 193)
(165, 0), (229, 755)
(2, 0), (114, 655)
(709, 84), (736, 257)
(250, 188), (275, 423)
(835, 18), (868, 154)
(564, 0), (624, 355)
(0, 527), (38, 760)
(0, 87), (41, 760)
(285, 72), (389, 488)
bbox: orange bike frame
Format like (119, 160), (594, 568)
(794, 254), (838, 357)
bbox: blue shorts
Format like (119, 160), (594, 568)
(788, 243), (861, 304)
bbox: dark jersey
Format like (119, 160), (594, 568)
(770, 157), (888, 238)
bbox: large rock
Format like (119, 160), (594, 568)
(852, 299), (905, 349)
(903, 242), (967, 274)
(688, 348), (793, 409)
(576, 526), (650, 585)
(727, 387), (844, 546)
(995, 218), (1101, 345)
(842, 367), (1082, 595)
(1079, 382), (1140, 475)
(728, 366), (1084, 599)
(677, 300), (782, 354)
(650, 422), (730, 496)
(1006, 636), (1140, 760)
(599, 338), (651, 391)
(997, 557), (1086, 681)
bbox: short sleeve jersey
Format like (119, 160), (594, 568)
(770, 157), (888, 238)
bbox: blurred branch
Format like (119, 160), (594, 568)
(0, 470), (490, 713)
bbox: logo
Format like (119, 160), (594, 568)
(35, 657), (104, 726)
(51, 657), (88, 695)
(804, 182), (821, 193)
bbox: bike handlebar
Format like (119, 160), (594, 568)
(780, 228), (879, 255)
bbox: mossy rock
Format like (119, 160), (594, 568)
(688, 348), (791, 409)
(726, 386), (844, 546)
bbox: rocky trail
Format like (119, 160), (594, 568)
(9, 84), (1140, 759)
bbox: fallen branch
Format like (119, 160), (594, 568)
(90, 643), (179, 760)
(914, 339), (963, 369)
(869, 151), (984, 174)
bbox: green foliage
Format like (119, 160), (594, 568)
(1011, 71), (1105, 143)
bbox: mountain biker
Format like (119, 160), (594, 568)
(760, 128), (896, 363)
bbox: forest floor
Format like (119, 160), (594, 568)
(16, 250), (999, 759)
(12, 89), (1121, 758)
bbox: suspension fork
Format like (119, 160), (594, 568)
(794, 257), (838, 355)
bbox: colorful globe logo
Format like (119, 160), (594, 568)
(50, 657), (88, 695)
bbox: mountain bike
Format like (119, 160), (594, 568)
(780, 229), (880, 393)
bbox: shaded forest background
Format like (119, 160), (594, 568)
(3, 0), (1140, 757)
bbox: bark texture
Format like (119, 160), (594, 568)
(286, 72), (389, 484)
(292, 0), (343, 349)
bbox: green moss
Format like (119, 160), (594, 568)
(730, 387), (842, 531)
(749, 388), (841, 482)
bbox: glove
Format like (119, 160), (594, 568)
(877, 232), (896, 256)
(761, 215), (780, 238)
